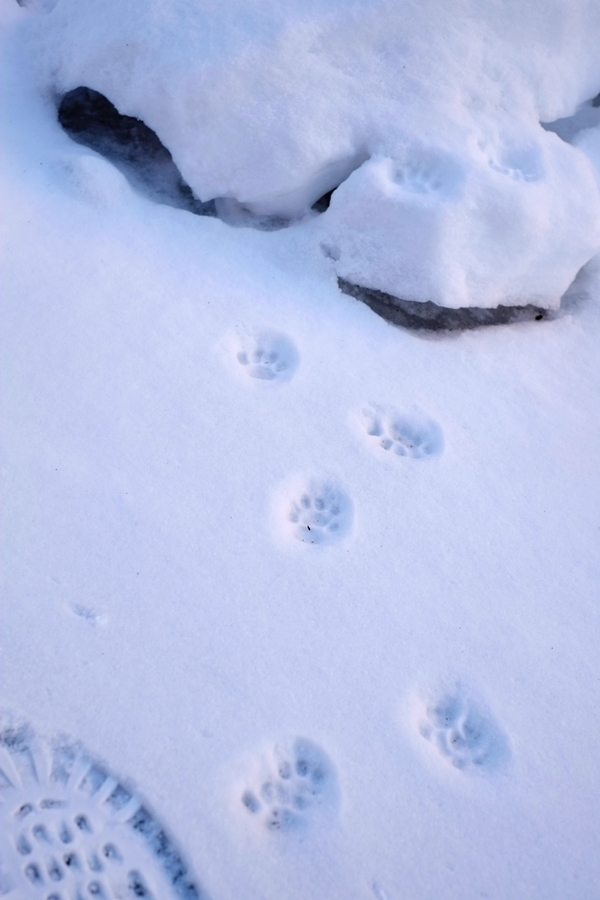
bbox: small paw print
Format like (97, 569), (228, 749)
(233, 329), (298, 382)
(241, 738), (338, 832)
(418, 689), (507, 771)
(280, 476), (353, 545)
(288, 492), (341, 542)
(362, 406), (443, 459)
(391, 150), (465, 200)
(487, 142), (544, 183)
(395, 159), (445, 194)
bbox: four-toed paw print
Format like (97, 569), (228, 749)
(361, 405), (443, 459)
(282, 477), (353, 545)
(241, 737), (339, 832)
(418, 689), (507, 772)
(233, 329), (298, 382)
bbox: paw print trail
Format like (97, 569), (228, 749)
(240, 737), (339, 833)
(0, 724), (207, 900)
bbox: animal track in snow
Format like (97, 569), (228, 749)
(418, 689), (508, 772)
(0, 723), (204, 900)
(233, 329), (298, 382)
(278, 475), (353, 545)
(371, 882), (392, 900)
(360, 405), (443, 459)
(240, 737), (339, 832)
(487, 141), (544, 183)
(70, 603), (106, 626)
(392, 150), (465, 200)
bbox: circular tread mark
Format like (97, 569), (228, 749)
(0, 724), (207, 899)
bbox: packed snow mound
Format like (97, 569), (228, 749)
(27, 0), (600, 309)
(321, 140), (599, 310)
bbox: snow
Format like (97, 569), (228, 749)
(26, 0), (600, 308)
(1, 1), (600, 899)
(318, 142), (598, 309)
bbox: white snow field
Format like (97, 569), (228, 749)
(1, 1), (600, 898)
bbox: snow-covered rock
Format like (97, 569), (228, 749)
(25, 0), (600, 307)
(321, 136), (599, 309)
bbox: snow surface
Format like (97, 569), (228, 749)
(1, 1), (600, 899)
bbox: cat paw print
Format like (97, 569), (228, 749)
(278, 476), (353, 545)
(240, 737), (339, 832)
(232, 329), (298, 382)
(392, 150), (465, 200)
(418, 689), (508, 772)
(0, 722), (204, 899)
(485, 140), (544, 183)
(361, 406), (443, 459)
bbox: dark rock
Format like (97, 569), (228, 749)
(338, 278), (550, 332)
(311, 189), (334, 213)
(58, 87), (216, 216)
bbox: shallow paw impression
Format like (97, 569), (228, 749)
(418, 689), (508, 772)
(233, 329), (298, 382)
(0, 723), (204, 900)
(392, 149), (465, 200)
(361, 405), (443, 460)
(240, 737), (339, 833)
(487, 142), (544, 183)
(280, 476), (353, 545)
